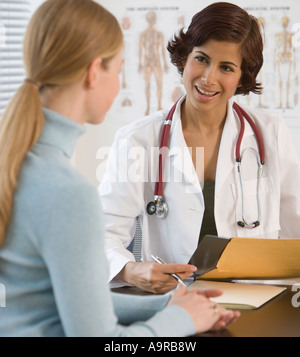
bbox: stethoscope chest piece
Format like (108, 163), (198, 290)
(146, 195), (169, 219)
(146, 201), (156, 215)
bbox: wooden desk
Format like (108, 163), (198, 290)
(222, 286), (300, 337)
(112, 284), (300, 337)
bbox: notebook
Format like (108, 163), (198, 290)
(189, 279), (286, 309)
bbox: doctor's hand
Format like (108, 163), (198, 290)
(167, 285), (240, 334)
(118, 261), (197, 293)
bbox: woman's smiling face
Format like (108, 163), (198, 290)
(182, 39), (243, 115)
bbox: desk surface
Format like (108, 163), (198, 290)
(112, 283), (300, 337)
(224, 286), (300, 337)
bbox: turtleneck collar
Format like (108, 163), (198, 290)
(39, 108), (86, 158)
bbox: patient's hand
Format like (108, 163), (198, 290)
(167, 285), (240, 334)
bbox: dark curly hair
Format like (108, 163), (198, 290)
(167, 2), (264, 95)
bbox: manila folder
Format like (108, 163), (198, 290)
(197, 236), (300, 280)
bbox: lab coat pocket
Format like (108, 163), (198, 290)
(231, 176), (280, 236)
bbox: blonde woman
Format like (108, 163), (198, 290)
(0, 0), (238, 337)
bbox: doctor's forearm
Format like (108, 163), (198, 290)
(116, 261), (151, 288)
(115, 261), (135, 283)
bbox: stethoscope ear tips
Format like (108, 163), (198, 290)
(146, 201), (156, 215)
(237, 220), (260, 228)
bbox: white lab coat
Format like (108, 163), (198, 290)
(99, 96), (300, 286)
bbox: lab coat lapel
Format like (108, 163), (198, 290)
(215, 99), (240, 194)
(167, 98), (202, 194)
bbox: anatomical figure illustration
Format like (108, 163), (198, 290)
(138, 11), (168, 115)
(274, 16), (296, 109)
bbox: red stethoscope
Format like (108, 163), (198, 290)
(146, 100), (265, 229)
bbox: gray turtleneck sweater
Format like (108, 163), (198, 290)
(0, 108), (194, 337)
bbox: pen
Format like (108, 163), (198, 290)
(150, 254), (187, 287)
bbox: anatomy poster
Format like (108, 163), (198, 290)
(98, 0), (190, 125)
(236, 1), (300, 127)
(97, 0), (300, 127)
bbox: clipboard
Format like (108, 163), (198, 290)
(195, 235), (300, 280)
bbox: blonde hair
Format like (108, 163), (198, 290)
(0, 0), (123, 245)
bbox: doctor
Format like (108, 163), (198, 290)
(99, 2), (300, 293)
